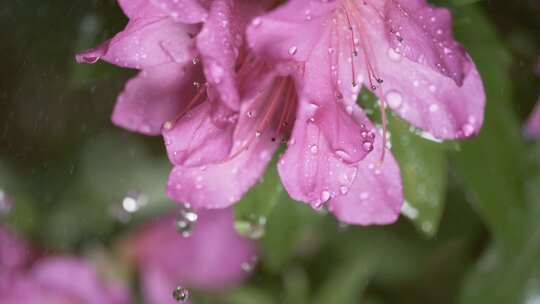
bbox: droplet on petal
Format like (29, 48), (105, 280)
(172, 286), (190, 302)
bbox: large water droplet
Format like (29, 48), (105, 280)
(172, 286), (190, 302)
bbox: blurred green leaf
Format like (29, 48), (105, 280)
(235, 156), (325, 272)
(389, 116), (448, 238)
(312, 257), (371, 304)
(451, 5), (527, 247)
(283, 267), (310, 304)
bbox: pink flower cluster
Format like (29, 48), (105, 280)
(0, 227), (130, 304)
(77, 0), (486, 225)
(0, 208), (256, 304)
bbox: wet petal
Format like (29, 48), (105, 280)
(246, 0), (338, 62)
(384, 0), (469, 86)
(329, 112), (403, 225)
(76, 18), (198, 69)
(197, 0), (270, 110)
(117, 0), (165, 19)
(150, 0), (211, 23)
(359, 3), (485, 140)
(277, 102), (373, 209)
(167, 131), (278, 209)
(112, 64), (203, 135)
(163, 101), (237, 167)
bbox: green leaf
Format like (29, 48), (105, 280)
(235, 157), (324, 272)
(311, 257), (371, 304)
(450, 5), (527, 247)
(389, 116), (448, 237)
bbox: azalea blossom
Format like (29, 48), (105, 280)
(77, 0), (485, 226)
(244, 0), (485, 222)
(123, 208), (257, 304)
(0, 226), (131, 304)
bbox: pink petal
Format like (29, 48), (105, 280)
(112, 63), (204, 135)
(196, 0), (268, 109)
(167, 130), (278, 209)
(31, 257), (131, 304)
(0, 226), (31, 272)
(246, 0), (338, 62)
(277, 102), (374, 209)
(162, 100), (237, 167)
(130, 208), (256, 293)
(166, 73), (282, 208)
(117, 0), (165, 19)
(525, 100), (540, 139)
(76, 18), (198, 69)
(359, 3), (486, 140)
(328, 112), (403, 225)
(150, 0), (211, 23)
(384, 0), (470, 86)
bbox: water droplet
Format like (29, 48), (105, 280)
(339, 186), (349, 195)
(462, 123), (475, 137)
(387, 48), (402, 61)
(310, 145), (319, 154)
(172, 286), (190, 302)
(175, 205), (198, 237)
(288, 46), (298, 56)
(362, 141), (374, 152)
(320, 190), (331, 203)
(241, 256), (258, 273)
(386, 90), (403, 109)
(251, 17), (262, 27)
(122, 192), (148, 213)
(235, 215), (267, 239)
(192, 56), (200, 65)
(0, 190), (12, 215)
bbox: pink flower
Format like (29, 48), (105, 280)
(0, 227), (130, 304)
(247, 0), (485, 139)
(77, 0), (270, 134)
(524, 58), (540, 138)
(123, 208), (257, 304)
(0, 226), (31, 274)
(240, 0), (485, 223)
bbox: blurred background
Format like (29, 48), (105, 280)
(0, 0), (539, 303)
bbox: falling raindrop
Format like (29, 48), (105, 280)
(0, 189), (12, 215)
(241, 256), (259, 273)
(175, 204), (198, 237)
(121, 191), (148, 213)
(172, 286), (190, 302)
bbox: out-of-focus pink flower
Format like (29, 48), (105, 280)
(524, 58), (540, 138)
(0, 226), (31, 274)
(0, 227), (131, 304)
(124, 208), (256, 304)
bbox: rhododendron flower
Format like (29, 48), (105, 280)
(77, 0), (269, 134)
(524, 58), (540, 138)
(0, 226), (130, 304)
(123, 208), (257, 304)
(243, 0), (485, 222)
